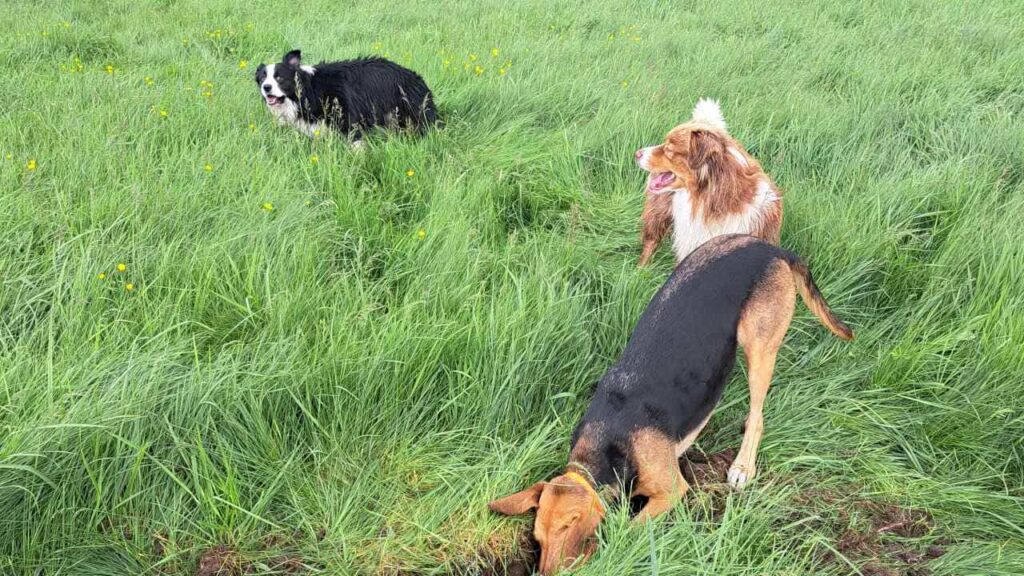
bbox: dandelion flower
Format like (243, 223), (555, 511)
(406, 168), (415, 178)
(105, 64), (114, 74)
(312, 128), (321, 137)
(417, 228), (426, 240)
(262, 202), (274, 212)
(469, 53), (478, 61)
(160, 109), (168, 118)
(204, 163), (213, 172)
(4, 153), (11, 161)
(474, 65), (484, 75)
(116, 263), (126, 272)
(442, 59), (450, 68)
(26, 159), (37, 171)
(238, 59), (248, 69)
(249, 122), (256, 131)
(304, 199), (313, 207)
(499, 68), (506, 76)
(97, 272), (106, 280)
(310, 154), (319, 165)
(125, 283), (135, 291)
(244, 22), (254, 31)
(621, 80), (629, 88)
(491, 47), (499, 57)
(62, 21), (71, 29)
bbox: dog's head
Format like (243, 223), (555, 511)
(635, 98), (745, 198)
(255, 50), (306, 109)
(489, 473), (604, 575)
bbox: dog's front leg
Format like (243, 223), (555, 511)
(631, 429), (688, 521)
(639, 192), (673, 266)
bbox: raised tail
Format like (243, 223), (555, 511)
(788, 257), (854, 341)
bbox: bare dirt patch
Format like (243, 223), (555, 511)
(796, 488), (946, 576)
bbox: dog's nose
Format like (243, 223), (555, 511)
(262, 84), (271, 94)
(635, 149), (644, 160)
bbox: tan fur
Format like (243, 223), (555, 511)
(631, 428), (690, 521)
(639, 191), (674, 266)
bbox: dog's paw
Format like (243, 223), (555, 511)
(350, 139), (366, 151)
(726, 464), (754, 489)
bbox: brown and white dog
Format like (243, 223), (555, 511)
(635, 99), (783, 266)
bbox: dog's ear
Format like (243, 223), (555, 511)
(284, 50), (302, 68)
(255, 64), (266, 83)
(687, 129), (750, 217)
(489, 482), (545, 516)
(687, 129), (727, 187)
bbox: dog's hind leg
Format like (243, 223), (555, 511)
(730, 260), (795, 489)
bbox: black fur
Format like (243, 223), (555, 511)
(570, 236), (792, 488)
(255, 50), (436, 138)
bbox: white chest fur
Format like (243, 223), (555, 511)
(670, 180), (779, 262)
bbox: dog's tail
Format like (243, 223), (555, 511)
(786, 255), (854, 341)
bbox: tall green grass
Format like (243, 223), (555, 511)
(1, 0), (1022, 574)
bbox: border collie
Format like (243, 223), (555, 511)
(634, 99), (783, 266)
(255, 50), (436, 142)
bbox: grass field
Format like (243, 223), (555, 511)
(3, 0), (1024, 574)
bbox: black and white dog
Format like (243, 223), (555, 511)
(255, 50), (436, 142)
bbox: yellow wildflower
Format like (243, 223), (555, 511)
(312, 128), (321, 137)
(116, 263), (126, 272)
(105, 65), (114, 74)
(160, 109), (168, 118)
(442, 59), (450, 68)
(310, 154), (319, 165)
(417, 229), (426, 240)
(204, 163), (213, 172)
(249, 122), (256, 131)
(621, 80), (629, 88)
(469, 53), (477, 61)
(499, 68), (506, 76)
(491, 48), (499, 57)
(26, 159), (37, 171)
(97, 272), (106, 280)
(262, 202), (274, 212)
(474, 65), (484, 75)
(406, 168), (415, 178)
(238, 59), (248, 69)
(145, 76), (154, 86)
(125, 283), (135, 291)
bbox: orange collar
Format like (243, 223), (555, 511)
(563, 471), (604, 514)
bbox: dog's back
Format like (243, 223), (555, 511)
(582, 236), (778, 445)
(311, 57), (436, 130)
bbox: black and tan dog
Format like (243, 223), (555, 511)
(489, 235), (853, 574)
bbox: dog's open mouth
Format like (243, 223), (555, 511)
(647, 171), (677, 194)
(265, 95), (286, 107)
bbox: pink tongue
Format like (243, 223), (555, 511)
(650, 172), (675, 190)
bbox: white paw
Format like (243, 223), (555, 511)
(727, 464), (754, 489)
(350, 139), (366, 151)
